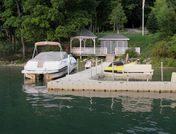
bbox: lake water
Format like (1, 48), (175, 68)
(0, 66), (176, 134)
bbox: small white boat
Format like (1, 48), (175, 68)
(22, 41), (77, 81)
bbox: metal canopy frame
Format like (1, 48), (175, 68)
(32, 41), (63, 58)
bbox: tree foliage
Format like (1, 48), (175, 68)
(109, 0), (127, 33)
(152, 35), (176, 58)
(146, 12), (158, 33)
(1, 0), (176, 60)
(148, 0), (176, 36)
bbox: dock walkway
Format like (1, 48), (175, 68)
(47, 62), (176, 93)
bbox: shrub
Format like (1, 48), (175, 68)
(152, 35), (176, 58)
(125, 48), (139, 58)
(152, 57), (176, 67)
(152, 40), (169, 58)
(168, 35), (176, 58)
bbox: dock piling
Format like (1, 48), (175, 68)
(77, 59), (79, 72)
(96, 57), (98, 75)
(112, 61), (114, 81)
(67, 54), (70, 75)
(161, 62), (163, 81)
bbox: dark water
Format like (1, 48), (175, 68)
(152, 67), (176, 81)
(0, 67), (176, 134)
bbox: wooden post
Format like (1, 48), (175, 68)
(96, 57), (98, 74)
(161, 62), (163, 81)
(67, 55), (70, 75)
(91, 63), (92, 78)
(93, 39), (96, 54)
(79, 38), (82, 59)
(83, 39), (86, 50)
(70, 38), (73, 53)
(112, 61), (114, 81)
(101, 59), (103, 74)
(77, 59), (79, 72)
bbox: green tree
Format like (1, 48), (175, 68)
(122, 0), (155, 28)
(152, 0), (176, 36)
(109, 1), (127, 33)
(168, 35), (176, 58)
(146, 12), (158, 33)
(0, 0), (23, 54)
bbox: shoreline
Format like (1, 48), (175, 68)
(0, 60), (24, 67)
(0, 63), (24, 67)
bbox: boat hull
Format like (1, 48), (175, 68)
(22, 63), (76, 81)
(23, 66), (68, 81)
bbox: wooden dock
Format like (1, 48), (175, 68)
(47, 62), (176, 93)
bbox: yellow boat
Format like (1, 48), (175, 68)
(104, 61), (125, 73)
(104, 61), (136, 73)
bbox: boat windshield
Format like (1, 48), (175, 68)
(32, 52), (68, 61)
(109, 61), (124, 67)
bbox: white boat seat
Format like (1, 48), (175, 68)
(123, 64), (154, 81)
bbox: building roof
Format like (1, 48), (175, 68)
(99, 34), (129, 41)
(71, 28), (97, 40)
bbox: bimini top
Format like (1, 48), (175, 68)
(32, 41), (63, 58)
(35, 41), (61, 47)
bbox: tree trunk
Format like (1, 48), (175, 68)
(16, 0), (25, 58)
(14, 35), (16, 51)
(97, 27), (99, 33)
(116, 24), (119, 34)
(21, 36), (25, 59)
(12, 34), (15, 51)
(5, 29), (11, 41)
(113, 23), (116, 32)
(15, 0), (21, 16)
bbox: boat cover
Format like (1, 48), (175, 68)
(32, 51), (68, 61)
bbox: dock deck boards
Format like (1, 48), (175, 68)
(47, 62), (176, 93)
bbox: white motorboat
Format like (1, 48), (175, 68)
(22, 41), (77, 81)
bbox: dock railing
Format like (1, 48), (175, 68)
(71, 47), (107, 56)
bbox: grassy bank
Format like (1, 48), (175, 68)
(97, 32), (176, 67)
(97, 31), (159, 53)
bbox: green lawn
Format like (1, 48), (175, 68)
(97, 31), (160, 57)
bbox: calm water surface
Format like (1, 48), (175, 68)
(0, 66), (176, 134)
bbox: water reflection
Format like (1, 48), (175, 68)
(121, 97), (153, 112)
(23, 83), (176, 114)
(2, 66), (176, 134)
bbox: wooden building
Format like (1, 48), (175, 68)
(99, 34), (129, 55)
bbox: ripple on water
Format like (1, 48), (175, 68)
(23, 84), (47, 94)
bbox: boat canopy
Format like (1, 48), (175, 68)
(32, 41), (63, 58)
(35, 41), (61, 47)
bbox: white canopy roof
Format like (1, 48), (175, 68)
(35, 41), (61, 47)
